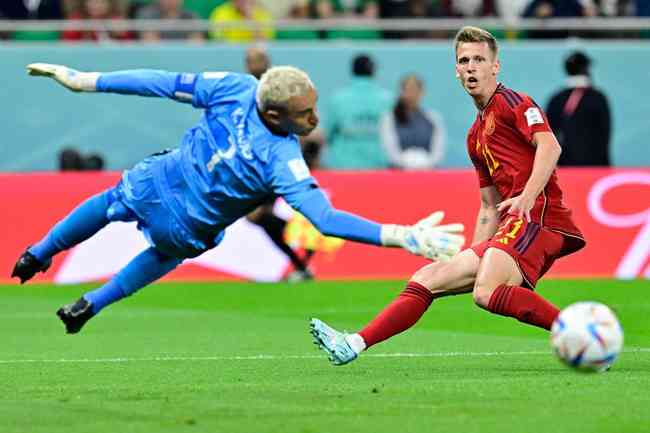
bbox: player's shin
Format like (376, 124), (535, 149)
(29, 189), (115, 262)
(358, 281), (434, 349)
(84, 247), (182, 314)
(486, 284), (560, 330)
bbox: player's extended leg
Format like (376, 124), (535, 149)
(259, 212), (312, 277)
(57, 246), (182, 334)
(310, 249), (480, 365)
(11, 188), (121, 283)
(473, 247), (559, 330)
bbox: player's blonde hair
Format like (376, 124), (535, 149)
(454, 26), (499, 58)
(256, 66), (315, 112)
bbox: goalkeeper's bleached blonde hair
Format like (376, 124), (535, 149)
(256, 66), (315, 112)
(454, 26), (499, 58)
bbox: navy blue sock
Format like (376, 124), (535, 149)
(84, 247), (182, 314)
(30, 189), (114, 262)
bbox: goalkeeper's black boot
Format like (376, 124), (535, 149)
(57, 297), (94, 334)
(11, 249), (52, 284)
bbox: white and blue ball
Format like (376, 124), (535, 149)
(550, 302), (623, 372)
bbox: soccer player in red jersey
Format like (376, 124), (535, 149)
(310, 26), (586, 365)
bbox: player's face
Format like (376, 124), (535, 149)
(455, 42), (500, 103)
(283, 88), (319, 136)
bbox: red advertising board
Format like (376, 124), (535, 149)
(1, 168), (648, 284)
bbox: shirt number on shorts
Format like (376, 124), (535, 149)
(495, 216), (523, 245)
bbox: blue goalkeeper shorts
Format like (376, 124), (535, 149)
(107, 154), (223, 259)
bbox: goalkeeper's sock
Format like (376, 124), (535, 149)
(84, 247), (182, 314)
(486, 284), (559, 331)
(358, 281), (434, 349)
(29, 189), (113, 262)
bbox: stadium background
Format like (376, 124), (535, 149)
(1, 40), (648, 282)
(1, 6), (649, 433)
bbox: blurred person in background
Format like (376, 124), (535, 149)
(256, 0), (296, 18)
(243, 46), (317, 282)
(14, 62), (464, 334)
(275, 0), (320, 40)
(378, 0), (453, 39)
(522, 0), (597, 38)
(208, 0), (275, 42)
(135, 0), (205, 42)
(323, 54), (393, 169)
(0, 0), (64, 19)
(546, 51), (611, 166)
(62, 0), (134, 42)
(0, 0), (66, 40)
(244, 45), (270, 79)
(313, 0), (381, 39)
(380, 74), (446, 170)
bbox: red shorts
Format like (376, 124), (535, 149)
(471, 216), (565, 289)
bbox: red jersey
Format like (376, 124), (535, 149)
(467, 83), (584, 255)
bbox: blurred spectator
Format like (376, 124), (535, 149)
(0, 0), (64, 19)
(208, 0), (275, 42)
(62, 0), (134, 42)
(546, 51), (611, 166)
(182, 0), (227, 19)
(380, 74), (446, 170)
(494, 0), (529, 20)
(1, 0), (65, 40)
(300, 127), (326, 170)
(523, 0), (596, 38)
(635, 0), (650, 15)
(523, 0), (596, 17)
(135, 0), (205, 42)
(450, 0), (495, 16)
(323, 54), (393, 169)
(379, 0), (452, 39)
(276, 0), (320, 40)
(59, 148), (106, 170)
(244, 45), (270, 79)
(313, 0), (381, 39)
(257, 0), (296, 18)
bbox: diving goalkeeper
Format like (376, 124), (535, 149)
(12, 63), (465, 334)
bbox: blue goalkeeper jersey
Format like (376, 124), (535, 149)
(96, 70), (382, 247)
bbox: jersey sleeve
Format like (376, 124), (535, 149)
(95, 70), (257, 109)
(191, 72), (258, 109)
(267, 140), (320, 209)
(510, 95), (553, 144)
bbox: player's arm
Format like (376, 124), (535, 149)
(472, 185), (501, 245)
(497, 131), (561, 221)
(26, 63), (198, 103)
(285, 187), (465, 262)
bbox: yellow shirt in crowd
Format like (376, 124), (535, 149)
(209, 3), (275, 42)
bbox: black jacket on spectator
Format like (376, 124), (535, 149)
(546, 78), (611, 166)
(0, 0), (63, 19)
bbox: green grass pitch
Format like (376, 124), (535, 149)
(1, 279), (648, 433)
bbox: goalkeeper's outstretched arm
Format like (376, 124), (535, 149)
(288, 187), (465, 262)
(26, 63), (194, 102)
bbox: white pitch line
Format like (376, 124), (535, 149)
(0, 348), (648, 364)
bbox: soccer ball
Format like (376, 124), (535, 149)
(550, 302), (623, 372)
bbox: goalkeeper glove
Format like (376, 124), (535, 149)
(380, 211), (465, 261)
(26, 63), (99, 92)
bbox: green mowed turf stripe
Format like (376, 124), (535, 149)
(1, 279), (648, 433)
(0, 347), (648, 364)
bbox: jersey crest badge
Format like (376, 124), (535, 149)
(484, 112), (495, 137)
